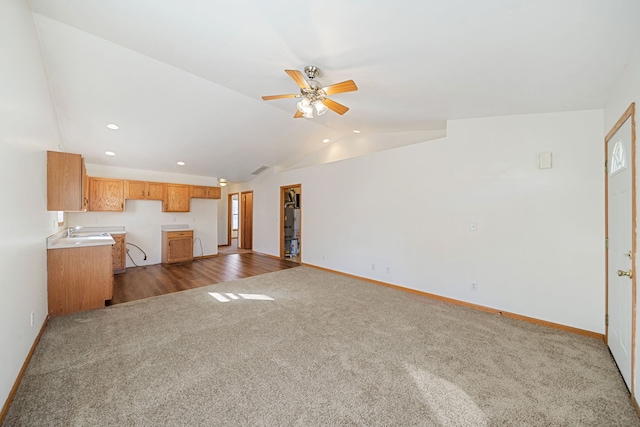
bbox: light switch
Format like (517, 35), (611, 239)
(470, 222), (477, 231)
(539, 152), (552, 169)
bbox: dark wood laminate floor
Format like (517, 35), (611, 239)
(111, 253), (299, 305)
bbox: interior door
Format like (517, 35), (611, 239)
(241, 191), (253, 249)
(606, 105), (635, 391)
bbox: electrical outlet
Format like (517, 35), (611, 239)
(386, 267), (391, 274)
(371, 264), (376, 271)
(30, 311), (35, 327)
(470, 222), (477, 231)
(322, 254), (325, 260)
(471, 282), (478, 291)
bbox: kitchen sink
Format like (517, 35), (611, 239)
(68, 232), (111, 239)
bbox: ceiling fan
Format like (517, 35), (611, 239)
(262, 66), (358, 119)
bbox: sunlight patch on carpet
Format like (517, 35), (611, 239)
(208, 292), (274, 302)
(406, 364), (487, 426)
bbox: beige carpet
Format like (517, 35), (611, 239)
(4, 266), (639, 426)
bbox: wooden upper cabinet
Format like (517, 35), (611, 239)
(124, 180), (146, 199)
(147, 182), (164, 200)
(89, 177), (125, 211)
(191, 185), (221, 199)
(125, 180), (164, 200)
(163, 184), (191, 212)
(47, 151), (88, 211)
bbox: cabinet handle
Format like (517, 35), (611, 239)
(147, 191), (150, 197)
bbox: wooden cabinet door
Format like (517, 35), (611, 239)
(168, 236), (193, 263)
(208, 186), (221, 199)
(162, 231), (193, 264)
(191, 186), (208, 198)
(47, 151), (86, 211)
(112, 234), (126, 274)
(124, 180), (146, 199)
(47, 245), (113, 316)
(191, 185), (221, 199)
(124, 180), (164, 200)
(89, 178), (125, 211)
(81, 159), (89, 211)
(164, 184), (190, 212)
(146, 182), (164, 200)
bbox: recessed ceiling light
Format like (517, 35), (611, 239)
(353, 129), (361, 133)
(177, 161), (185, 166)
(322, 138), (330, 143)
(106, 124), (119, 130)
(105, 151), (116, 156)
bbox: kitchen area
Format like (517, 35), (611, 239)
(47, 151), (220, 316)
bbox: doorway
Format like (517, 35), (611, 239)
(240, 191), (253, 250)
(605, 102), (636, 393)
(226, 192), (239, 247)
(280, 184), (301, 263)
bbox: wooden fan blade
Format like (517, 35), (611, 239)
(262, 94), (298, 101)
(294, 110), (304, 119)
(322, 98), (350, 115)
(322, 80), (358, 95)
(285, 69), (309, 88)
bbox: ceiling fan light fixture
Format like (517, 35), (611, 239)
(262, 66), (358, 119)
(297, 98), (313, 117)
(312, 100), (328, 115)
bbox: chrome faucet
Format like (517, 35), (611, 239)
(67, 225), (84, 237)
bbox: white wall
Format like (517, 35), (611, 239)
(231, 109), (605, 334)
(67, 164), (219, 265)
(604, 43), (640, 399)
(0, 0), (64, 408)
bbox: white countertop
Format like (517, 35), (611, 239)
(161, 224), (191, 232)
(77, 226), (126, 235)
(47, 226), (124, 249)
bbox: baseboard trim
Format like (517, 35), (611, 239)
(0, 316), (49, 423)
(195, 254), (218, 260)
(304, 263), (604, 341)
(252, 251), (283, 261)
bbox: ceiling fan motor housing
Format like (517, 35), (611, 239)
(304, 65), (321, 80)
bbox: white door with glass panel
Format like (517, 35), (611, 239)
(607, 116), (634, 391)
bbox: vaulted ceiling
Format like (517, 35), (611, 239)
(28, 0), (640, 182)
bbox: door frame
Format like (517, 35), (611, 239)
(280, 184), (301, 261)
(240, 191), (253, 249)
(605, 102), (636, 395)
(227, 192), (239, 246)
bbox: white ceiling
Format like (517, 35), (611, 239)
(28, 0), (640, 182)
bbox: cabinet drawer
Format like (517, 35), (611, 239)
(167, 231), (193, 238)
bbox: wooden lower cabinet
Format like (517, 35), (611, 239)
(47, 245), (114, 316)
(112, 234), (126, 274)
(162, 230), (193, 264)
